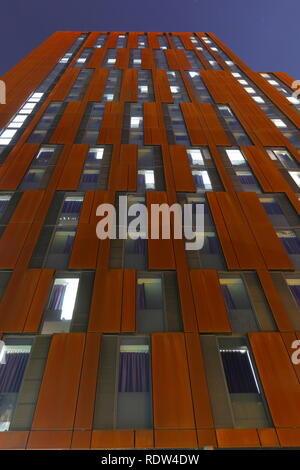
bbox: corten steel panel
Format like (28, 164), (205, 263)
(152, 333), (195, 429)
(0, 269), (41, 332)
(276, 428), (300, 447)
(74, 333), (102, 430)
(190, 270), (231, 332)
(0, 31), (82, 129)
(91, 431), (134, 449)
(120, 69), (138, 102)
(135, 430), (154, 449)
(85, 69), (109, 102)
(98, 102), (124, 144)
(23, 269), (54, 332)
(0, 223), (32, 268)
(169, 145), (195, 192)
(105, 32), (119, 49)
(50, 101), (87, 144)
(154, 430), (198, 449)
(115, 48), (130, 69)
(249, 332), (300, 427)
(57, 144), (89, 190)
(127, 32), (139, 49)
(258, 428), (280, 448)
(0, 432), (29, 450)
(10, 190), (45, 223)
(237, 192), (294, 270)
(175, 50), (192, 70)
(207, 192), (266, 269)
(71, 431), (92, 449)
(257, 270), (294, 332)
(87, 48), (106, 68)
(165, 50), (180, 70)
(32, 333), (85, 430)
(154, 70), (173, 103)
(27, 431), (72, 450)
(68, 223), (99, 269)
(121, 269), (136, 332)
(0, 144), (40, 189)
(143, 102), (165, 145)
(114, 144), (137, 191)
(216, 429), (261, 448)
(273, 72), (295, 88)
(147, 32), (161, 49)
(146, 191), (176, 270)
(185, 333), (215, 428)
(88, 269), (123, 332)
(141, 49), (155, 69)
(50, 68), (81, 101)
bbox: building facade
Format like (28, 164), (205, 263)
(0, 31), (300, 450)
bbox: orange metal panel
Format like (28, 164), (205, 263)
(57, 144), (88, 190)
(23, 269), (54, 332)
(249, 332), (300, 427)
(27, 431), (72, 450)
(155, 430), (198, 449)
(68, 223), (99, 269)
(152, 333), (195, 429)
(50, 101), (86, 144)
(0, 143), (40, 190)
(120, 69), (138, 102)
(169, 145), (195, 192)
(0, 432), (29, 450)
(91, 431), (134, 449)
(32, 333), (85, 430)
(0, 223), (32, 268)
(216, 429), (260, 448)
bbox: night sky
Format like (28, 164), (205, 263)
(0, 0), (299, 78)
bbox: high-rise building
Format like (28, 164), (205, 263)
(0, 31), (300, 450)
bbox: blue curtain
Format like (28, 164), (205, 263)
(0, 353), (30, 393)
(208, 236), (220, 254)
(221, 350), (259, 394)
(63, 234), (75, 254)
(221, 285), (236, 309)
(281, 237), (300, 254)
(61, 200), (82, 214)
(263, 202), (283, 215)
(290, 285), (300, 308)
(138, 173), (145, 188)
(239, 174), (256, 184)
(24, 172), (37, 183)
(137, 283), (146, 309)
(81, 173), (99, 183)
(118, 352), (150, 392)
(193, 174), (204, 188)
(48, 284), (66, 310)
(133, 238), (146, 255)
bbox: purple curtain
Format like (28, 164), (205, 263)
(238, 174), (256, 184)
(24, 172), (37, 183)
(208, 236), (220, 254)
(62, 200), (82, 214)
(48, 284), (66, 310)
(133, 238), (146, 255)
(63, 234), (75, 254)
(221, 351), (259, 394)
(193, 174), (204, 188)
(263, 202), (283, 215)
(277, 152), (294, 168)
(137, 283), (146, 309)
(0, 353), (30, 393)
(138, 173), (145, 188)
(221, 285), (236, 309)
(281, 237), (300, 254)
(81, 173), (99, 183)
(118, 352), (150, 392)
(290, 285), (300, 308)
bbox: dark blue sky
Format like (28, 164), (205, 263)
(1, 0), (299, 78)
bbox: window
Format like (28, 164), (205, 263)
(122, 103), (144, 145)
(184, 50), (204, 69)
(138, 34), (148, 48)
(76, 102), (106, 143)
(277, 229), (300, 268)
(157, 34), (169, 49)
(40, 271), (94, 334)
(154, 50), (169, 69)
(0, 192), (22, 236)
(186, 230), (226, 270)
(220, 273), (276, 332)
(137, 146), (165, 192)
(137, 272), (182, 332)
(102, 69), (122, 102)
(29, 192), (84, 269)
(271, 273), (300, 330)
(0, 335), (50, 432)
(129, 49), (142, 68)
(201, 335), (272, 429)
(19, 145), (61, 190)
(138, 70), (154, 102)
(218, 147), (261, 192)
(104, 49), (118, 67)
(266, 148), (298, 169)
(163, 104), (191, 145)
(27, 102), (66, 143)
(74, 48), (93, 67)
(217, 105), (252, 146)
(166, 71), (190, 102)
(186, 71), (213, 102)
(94, 33), (108, 48)
(116, 34), (127, 48)
(93, 335), (153, 430)
(66, 69), (93, 101)
(79, 145), (112, 190)
(171, 35), (184, 49)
